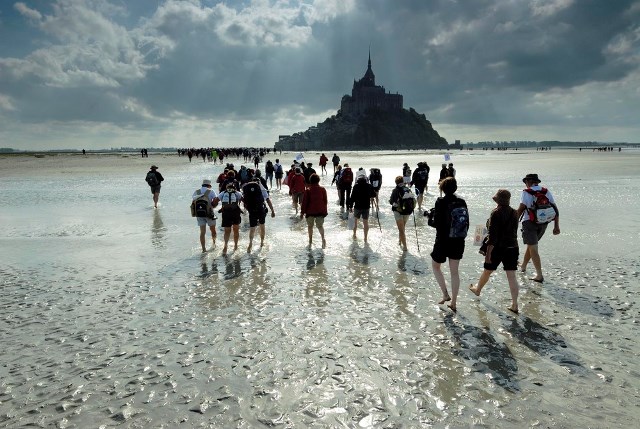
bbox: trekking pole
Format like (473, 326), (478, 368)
(413, 211), (420, 252)
(376, 205), (383, 233)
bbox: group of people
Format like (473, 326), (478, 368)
(145, 159), (561, 315)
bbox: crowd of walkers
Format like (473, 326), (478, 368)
(146, 152), (561, 315)
(177, 147), (275, 164)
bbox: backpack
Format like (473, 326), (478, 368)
(448, 198), (469, 238)
(369, 169), (382, 189)
(265, 161), (274, 173)
(275, 164), (283, 175)
(145, 171), (159, 186)
(525, 187), (556, 224)
(340, 168), (353, 185)
(239, 168), (249, 183)
(417, 169), (428, 182)
(191, 189), (213, 218)
(396, 186), (416, 215)
(242, 183), (265, 211)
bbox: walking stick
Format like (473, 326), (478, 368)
(412, 210), (420, 253)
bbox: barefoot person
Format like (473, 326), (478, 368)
(516, 173), (560, 282)
(469, 189), (520, 314)
(348, 169), (376, 242)
(192, 179), (218, 252)
(389, 176), (416, 252)
(242, 176), (275, 252)
(428, 177), (468, 311)
(214, 183), (243, 255)
(145, 165), (164, 208)
(300, 173), (328, 248)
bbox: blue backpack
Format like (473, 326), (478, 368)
(448, 198), (469, 238)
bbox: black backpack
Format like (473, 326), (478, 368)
(396, 186), (415, 215)
(243, 183), (265, 211)
(145, 171), (159, 186)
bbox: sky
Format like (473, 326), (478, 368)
(0, 0), (639, 150)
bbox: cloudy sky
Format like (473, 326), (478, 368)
(0, 0), (639, 150)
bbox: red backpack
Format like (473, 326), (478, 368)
(340, 168), (353, 185)
(524, 187), (556, 224)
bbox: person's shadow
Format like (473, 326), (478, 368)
(443, 314), (520, 392)
(151, 210), (166, 249)
(501, 314), (587, 375)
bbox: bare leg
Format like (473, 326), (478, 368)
(417, 193), (424, 211)
(448, 259), (461, 310)
(396, 218), (408, 251)
(352, 217), (358, 239)
(506, 270), (519, 312)
(247, 226), (255, 252)
(209, 225), (216, 247)
(432, 260), (450, 304)
(469, 269), (493, 296)
(222, 227), (231, 254)
(520, 246), (531, 272)
(363, 219), (369, 242)
(199, 225), (207, 252)
(153, 192), (159, 208)
(307, 223), (313, 245)
(259, 224), (266, 246)
(232, 224), (240, 251)
(527, 244), (544, 281)
(318, 225), (326, 248)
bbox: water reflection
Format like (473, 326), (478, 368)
(151, 209), (166, 249)
(544, 283), (615, 318)
(443, 314), (520, 392)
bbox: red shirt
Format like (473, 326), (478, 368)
(301, 184), (328, 217)
(289, 173), (306, 194)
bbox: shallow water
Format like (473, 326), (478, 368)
(1, 149), (639, 427)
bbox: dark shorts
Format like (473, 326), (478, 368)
(150, 185), (161, 194)
(354, 208), (370, 220)
(521, 221), (548, 245)
(484, 246), (519, 271)
(248, 207), (267, 227)
(414, 185), (426, 196)
(431, 237), (465, 263)
(221, 205), (242, 227)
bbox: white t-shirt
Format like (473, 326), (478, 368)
(192, 186), (217, 202)
(218, 189), (243, 205)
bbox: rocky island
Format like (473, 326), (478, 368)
(275, 53), (450, 151)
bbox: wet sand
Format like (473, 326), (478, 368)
(0, 149), (639, 427)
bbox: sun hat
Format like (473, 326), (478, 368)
(202, 179), (212, 186)
(356, 169), (366, 179)
(492, 189), (511, 206)
(150, 165), (158, 169)
(522, 173), (541, 183)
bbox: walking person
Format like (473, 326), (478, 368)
(242, 177), (275, 252)
(348, 170), (376, 242)
(368, 167), (382, 212)
(145, 165), (164, 208)
(411, 161), (430, 211)
(191, 179), (218, 252)
(438, 163), (448, 196)
(337, 163), (354, 210)
(265, 160), (275, 189)
(469, 189), (520, 314)
(214, 183), (244, 255)
(319, 153), (329, 175)
(389, 176), (416, 252)
(402, 163), (411, 185)
(427, 177), (468, 311)
(300, 173), (328, 248)
(331, 153), (340, 173)
(274, 158), (284, 190)
(288, 167), (306, 215)
(516, 173), (560, 282)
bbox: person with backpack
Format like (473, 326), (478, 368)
(402, 163), (412, 185)
(300, 173), (328, 248)
(516, 173), (560, 283)
(469, 189), (520, 314)
(368, 167), (383, 212)
(265, 160), (275, 188)
(274, 158), (284, 190)
(411, 161), (430, 211)
(338, 163), (354, 209)
(288, 167), (306, 215)
(242, 177), (275, 252)
(213, 182), (244, 255)
(145, 165), (164, 208)
(319, 153), (329, 175)
(348, 170), (376, 242)
(389, 176), (416, 252)
(191, 179), (218, 252)
(331, 153), (340, 173)
(428, 177), (468, 311)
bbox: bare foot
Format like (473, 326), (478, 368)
(222, 246), (228, 255)
(447, 304), (457, 312)
(507, 306), (519, 314)
(530, 276), (544, 283)
(469, 284), (480, 296)
(247, 244), (252, 253)
(321, 239), (326, 249)
(438, 296), (451, 305)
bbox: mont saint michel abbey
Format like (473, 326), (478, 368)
(275, 53), (448, 151)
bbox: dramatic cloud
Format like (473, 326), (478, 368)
(0, 0), (638, 150)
